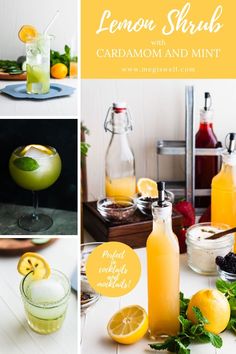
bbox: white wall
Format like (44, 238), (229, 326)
(82, 79), (236, 200)
(0, 0), (77, 59)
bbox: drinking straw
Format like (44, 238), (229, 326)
(43, 10), (60, 34)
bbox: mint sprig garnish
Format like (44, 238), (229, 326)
(13, 157), (39, 171)
(149, 301), (222, 354)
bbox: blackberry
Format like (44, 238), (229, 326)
(216, 252), (236, 274)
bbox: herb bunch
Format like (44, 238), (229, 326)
(50, 45), (78, 72)
(216, 279), (236, 334)
(149, 292), (222, 354)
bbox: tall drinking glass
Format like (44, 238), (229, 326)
(20, 269), (71, 334)
(26, 34), (50, 94)
(9, 144), (61, 232)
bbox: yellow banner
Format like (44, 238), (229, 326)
(81, 0), (236, 78)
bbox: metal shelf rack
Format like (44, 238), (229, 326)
(156, 86), (224, 213)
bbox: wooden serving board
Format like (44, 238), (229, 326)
(0, 238), (57, 256)
(0, 72), (26, 81)
(83, 201), (183, 248)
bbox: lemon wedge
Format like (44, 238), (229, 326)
(107, 305), (148, 344)
(17, 252), (51, 280)
(137, 178), (158, 198)
(18, 25), (38, 43)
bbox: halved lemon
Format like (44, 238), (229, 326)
(17, 252), (51, 280)
(137, 178), (158, 198)
(18, 25), (38, 43)
(107, 305), (148, 344)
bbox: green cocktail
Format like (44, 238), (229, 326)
(9, 144), (62, 232)
(20, 269), (71, 334)
(26, 34), (50, 94)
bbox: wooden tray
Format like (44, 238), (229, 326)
(0, 72), (26, 81)
(0, 238), (57, 256)
(83, 201), (183, 248)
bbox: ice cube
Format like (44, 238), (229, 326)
(29, 278), (65, 303)
(23, 145), (49, 159)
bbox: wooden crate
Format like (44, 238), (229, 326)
(83, 201), (183, 248)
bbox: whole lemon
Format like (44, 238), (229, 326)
(187, 289), (230, 334)
(50, 63), (68, 79)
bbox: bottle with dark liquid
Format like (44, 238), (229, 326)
(195, 92), (221, 208)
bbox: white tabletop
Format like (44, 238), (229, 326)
(0, 78), (77, 117)
(81, 237), (236, 354)
(0, 238), (77, 354)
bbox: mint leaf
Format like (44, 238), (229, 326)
(229, 297), (236, 315)
(180, 292), (190, 316)
(204, 332), (223, 348)
(216, 279), (230, 293)
(190, 324), (204, 336)
(192, 307), (209, 324)
(228, 318), (236, 333)
(179, 316), (192, 332)
(65, 45), (70, 55)
(149, 337), (175, 350)
(176, 339), (190, 354)
(13, 157), (39, 171)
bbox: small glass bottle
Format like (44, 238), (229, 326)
(104, 102), (136, 198)
(146, 182), (180, 339)
(211, 133), (236, 252)
(195, 92), (220, 208)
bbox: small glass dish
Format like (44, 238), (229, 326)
(81, 243), (103, 315)
(136, 190), (174, 216)
(217, 267), (236, 282)
(81, 275), (100, 314)
(97, 196), (137, 222)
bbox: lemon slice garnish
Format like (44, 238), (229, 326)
(137, 178), (158, 198)
(17, 252), (51, 280)
(21, 145), (53, 156)
(18, 25), (38, 43)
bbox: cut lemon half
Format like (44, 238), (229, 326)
(107, 305), (148, 345)
(18, 25), (38, 43)
(17, 252), (51, 280)
(137, 178), (158, 198)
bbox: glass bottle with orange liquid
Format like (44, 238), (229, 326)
(104, 102), (136, 197)
(146, 181), (180, 339)
(195, 92), (221, 208)
(212, 133), (236, 252)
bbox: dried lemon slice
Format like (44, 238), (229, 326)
(18, 25), (38, 43)
(17, 252), (51, 280)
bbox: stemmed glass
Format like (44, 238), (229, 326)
(9, 144), (61, 232)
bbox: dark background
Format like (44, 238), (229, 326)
(0, 119), (77, 211)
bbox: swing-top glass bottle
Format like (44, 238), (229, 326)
(104, 102), (136, 198)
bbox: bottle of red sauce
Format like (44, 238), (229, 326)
(195, 92), (221, 208)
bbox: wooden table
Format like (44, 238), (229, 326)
(0, 78), (77, 117)
(81, 232), (236, 354)
(0, 238), (77, 354)
(0, 203), (77, 235)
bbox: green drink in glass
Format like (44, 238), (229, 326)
(26, 34), (50, 94)
(9, 144), (62, 232)
(20, 269), (71, 334)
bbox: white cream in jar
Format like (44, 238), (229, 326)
(186, 223), (234, 275)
